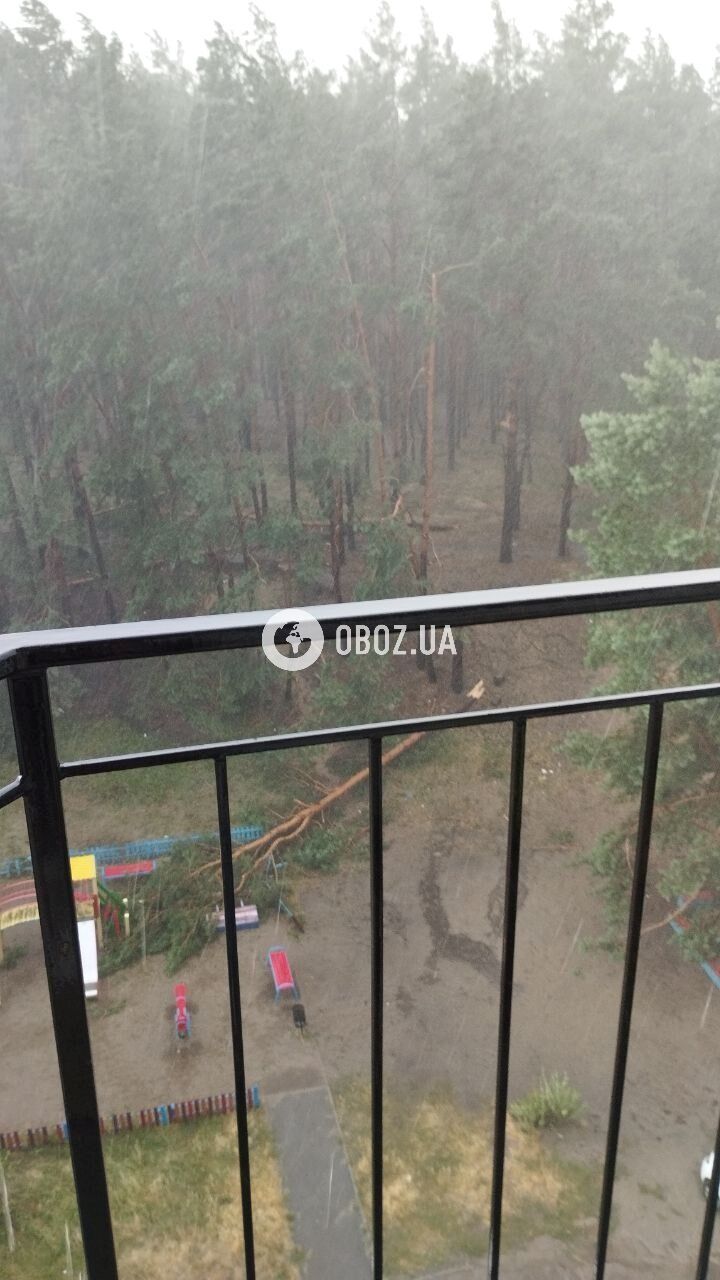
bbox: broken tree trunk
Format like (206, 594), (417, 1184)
(196, 731), (425, 889)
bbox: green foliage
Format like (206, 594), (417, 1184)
(311, 651), (401, 727)
(290, 827), (344, 872)
(575, 344), (720, 956)
(510, 1073), (584, 1131)
(357, 521), (413, 600)
(99, 844), (216, 976)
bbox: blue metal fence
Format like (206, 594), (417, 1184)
(0, 826), (263, 878)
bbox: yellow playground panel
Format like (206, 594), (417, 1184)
(0, 854), (100, 990)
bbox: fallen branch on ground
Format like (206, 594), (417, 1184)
(195, 731), (425, 889)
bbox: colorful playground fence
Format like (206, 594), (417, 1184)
(0, 826), (263, 880)
(0, 1085), (261, 1153)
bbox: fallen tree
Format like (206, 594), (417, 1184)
(196, 731), (426, 893)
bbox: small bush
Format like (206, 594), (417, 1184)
(292, 828), (343, 872)
(510, 1072), (583, 1131)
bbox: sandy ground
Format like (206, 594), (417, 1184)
(2, 755), (719, 1279)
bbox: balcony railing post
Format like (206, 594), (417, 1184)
(369, 736), (384, 1280)
(595, 700), (664, 1280)
(488, 717), (526, 1280)
(7, 669), (118, 1280)
(214, 756), (256, 1280)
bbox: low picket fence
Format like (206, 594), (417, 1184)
(0, 1085), (261, 1152)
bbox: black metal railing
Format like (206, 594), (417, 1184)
(2, 567), (720, 1280)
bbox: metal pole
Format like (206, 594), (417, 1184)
(695, 1103), (720, 1279)
(215, 757), (256, 1280)
(139, 898), (146, 967)
(369, 736), (384, 1280)
(488, 718), (526, 1280)
(595, 702), (664, 1279)
(7, 670), (118, 1279)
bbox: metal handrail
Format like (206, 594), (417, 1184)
(2, 567), (719, 1280)
(2, 566), (720, 673)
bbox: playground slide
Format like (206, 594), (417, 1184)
(77, 919), (98, 999)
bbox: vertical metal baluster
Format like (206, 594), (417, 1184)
(595, 701), (664, 1280)
(215, 756), (256, 1280)
(488, 717), (526, 1280)
(8, 670), (118, 1279)
(369, 736), (384, 1280)
(695, 1105), (720, 1279)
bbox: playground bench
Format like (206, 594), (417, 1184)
(266, 946), (298, 1001)
(213, 903), (259, 931)
(101, 860), (156, 880)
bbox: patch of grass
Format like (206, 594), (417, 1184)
(288, 821), (367, 874)
(0, 944), (27, 971)
(510, 1073), (584, 1131)
(0, 1112), (300, 1280)
(549, 827), (575, 847)
(334, 1081), (600, 1275)
(478, 734), (507, 780)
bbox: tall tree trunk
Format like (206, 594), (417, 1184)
(489, 373), (501, 444)
(323, 179), (387, 505)
(519, 381), (533, 489)
(446, 343), (457, 472)
(499, 406), (520, 565)
(249, 484), (262, 527)
(336, 477), (345, 565)
(329, 476), (343, 602)
(205, 549), (225, 600)
(344, 466), (356, 551)
(231, 493), (252, 572)
(419, 271), (438, 584)
(65, 449), (118, 622)
(558, 424), (582, 559)
(280, 370), (298, 515)
(44, 535), (73, 625)
(0, 452), (31, 570)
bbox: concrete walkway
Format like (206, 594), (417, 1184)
(266, 1085), (372, 1280)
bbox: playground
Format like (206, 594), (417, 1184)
(1, 728), (719, 1279)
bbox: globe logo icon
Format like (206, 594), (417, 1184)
(261, 608), (325, 671)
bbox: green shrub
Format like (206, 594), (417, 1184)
(292, 827), (343, 871)
(510, 1072), (583, 1131)
(99, 843), (216, 976)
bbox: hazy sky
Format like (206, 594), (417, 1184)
(5, 1), (719, 81)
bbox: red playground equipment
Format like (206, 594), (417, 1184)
(174, 983), (191, 1039)
(266, 947), (298, 1002)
